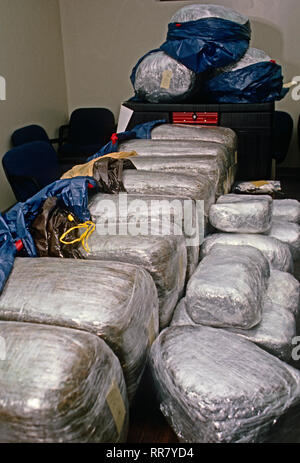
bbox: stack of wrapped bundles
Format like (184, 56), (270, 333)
(201, 232), (293, 272)
(120, 169), (215, 240)
(83, 232), (187, 330)
(0, 258), (159, 402)
(207, 194), (300, 263)
(149, 325), (300, 443)
(150, 124), (238, 192)
(204, 194), (294, 272)
(119, 138), (231, 198)
(0, 322), (129, 442)
(89, 193), (201, 280)
(172, 267), (299, 362)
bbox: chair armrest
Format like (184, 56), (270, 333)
(58, 124), (69, 149)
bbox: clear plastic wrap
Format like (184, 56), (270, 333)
(0, 258), (159, 402)
(209, 195), (273, 233)
(233, 180), (281, 195)
(84, 232), (187, 330)
(201, 233), (294, 273)
(133, 50), (197, 103)
(267, 270), (300, 317)
(119, 138), (232, 168)
(186, 244), (269, 329)
(268, 220), (300, 260)
(229, 299), (296, 362)
(151, 123), (237, 159)
(273, 199), (300, 224)
(122, 169), (216, 219)
(170, 4), (248, 25)
(89, 193), (201, 281)
(149, 325), (300, 443)
(218, 48), (271, 74)
(131, 155), (227, 198)
(172, 289), (297, 363)
(0, 321), (129, 443)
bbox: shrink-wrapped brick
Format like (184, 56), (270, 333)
(0, 322), (128, 442)
(201, 233), (293, 273)
(132, 50), (197, 103)
(149, 325), (300, 443)
(84, 232), (187, 329)
(267, 270), (300, 317)
(0, 258), (159, 402)
(273, 199), (300, 224)
(268, 220), (300, 260)
(119, 138), (232, 169)
(186, 244), (269, 329)
(151, 123), (237, 162)
(209, 194), (273, 233)
(131, 155), (227, 197)
(89, 193), (202, 280)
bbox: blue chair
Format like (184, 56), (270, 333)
(2, 141), (62, 202)
(58, 108), (115, 159)
(11, 124), (51, 147)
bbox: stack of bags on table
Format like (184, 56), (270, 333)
(149, 193), (300, 443)
(131, 4), (288, 104)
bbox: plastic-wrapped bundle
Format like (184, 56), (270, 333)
(89, 193), (201, 280)
(273, 199), (300, 224)
(149, 325), (300, 443)
(268, 220), (300, 260)
(160, 4), (251, 74)
(204, 47), (288, 103)
(84, 233), (187, 329)
(233, 180), (281, 195)
(171, 290), (297, 363)
(119, 138), (233, 169)
(131, 50), (197, 103)
(0, 258), (159, 402)
(0, 321), (128, 443)
(209, 194), (273, 233)
(201, 233), (293, 273)
(122, 169), (216, 216)
(186, 245), (269, 329)
(267, 270), (300, 317)
(131, 155), (227, 197)
(151, 123), (237, 160)
(230, 300), (296, 362)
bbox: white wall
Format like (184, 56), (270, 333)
(0, 0), (68, 211)
(59, 0), (300, 168)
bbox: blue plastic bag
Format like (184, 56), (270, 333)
(203, 61), (288, 103)
(0, 215), (16, 293)
(3, 177), (97, 258)
(160, 17), (251, 74)
(87, 120), (166, 161)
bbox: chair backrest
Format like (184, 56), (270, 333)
(2, 141), (61, 202)
(67, 108), (115, 147)
(273, 111), (294, 164)
(11, 124), (50, 147)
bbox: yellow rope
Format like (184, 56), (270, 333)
(59, 217), (96, 253)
